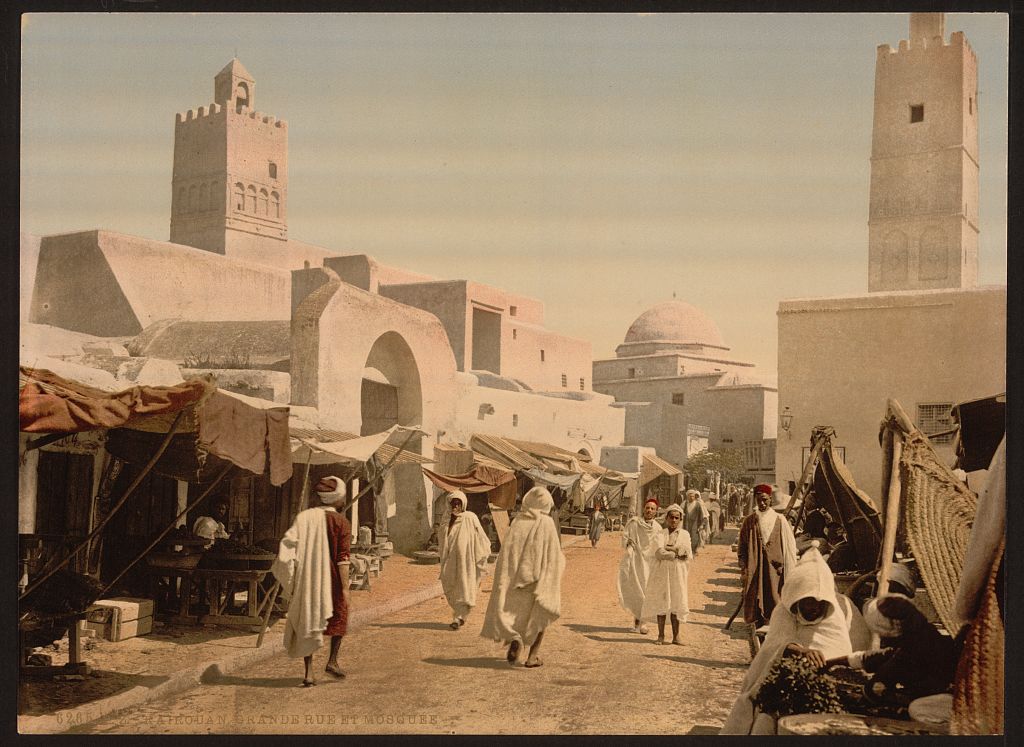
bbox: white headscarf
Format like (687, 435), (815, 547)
(314, 475), (347, 505)
(521, 486), (554, 518)
(448, 490), (468, 511)
(664, 504), (684, 520)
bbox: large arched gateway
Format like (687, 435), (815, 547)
(360, 331), (423, 437)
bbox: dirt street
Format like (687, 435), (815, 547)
(70, 528), (750, 735)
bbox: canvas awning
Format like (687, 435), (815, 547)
(21, 367), (293, 485)
(641, 454), (682, 485)
(422, 463), (518, 510)
(291, 425), (432, 467)
(290, 422), (434, 463)
(469, 433), (543, 472)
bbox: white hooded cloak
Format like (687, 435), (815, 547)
(640, 505), (692, 621)
(617, 513), (661, 620)
(479, 487), (566, 646)
(721, 544), (872, 734)
(271, 506), (334, 659)
(439, 491), (492, 618)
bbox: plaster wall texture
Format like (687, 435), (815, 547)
(30, 231), (290, 337)
(619, 402), (695, 470)
(868, 28), (979, 292)
(776, 285), (1005, 498)
(325, 255), (437, 294)
(502, 320), (592, 393)
(445, 378), (624, 459)
(290, 278), (459, 438)
(183, 368), (291, 404)
(598, 444), (656, 475)
(593, 372), (724, 407)
(377, 281), (469, 371)
(701, 386), (778, 446)
(20, 233), (41, 324)
(384, 463), (435, 556)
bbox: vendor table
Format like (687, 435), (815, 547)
(148, 566), (278, 632)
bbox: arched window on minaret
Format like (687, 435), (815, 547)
(918, 226), (948, 280)
(235, 82), (250, 110)
(271, 191), (280, 218)
(188, 184), (197, 212)
(234, 182), (245, 211)
(259, 188), (269, 216)
(198, 183), (209, 212)
(246, 185), (257, 213)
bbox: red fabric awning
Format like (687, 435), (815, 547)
(19, 367), (212, 434)
(422, 464), (518, 510)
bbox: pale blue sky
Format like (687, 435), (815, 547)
(20, 12), (1008, 375)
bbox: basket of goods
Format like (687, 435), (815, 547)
(753, 656), (843, 720)
(199, 538), (276, 570)
(19, 570), (104, 649)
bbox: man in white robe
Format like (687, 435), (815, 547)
(618, 497), (661, 633)
(721, 541), (872, 735)
(480, 486), (565, 668)
(640, 504), (692, 645)
(439, 491), (491, 630)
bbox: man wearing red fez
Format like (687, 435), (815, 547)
(736, 484), (797, 653)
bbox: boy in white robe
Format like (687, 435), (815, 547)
(618, 497), (661, 633)
(480, 486), (565, 668)
(720, 541), (872, 734)
(439, 491), (491, 630)
(640, 504), (692, 645)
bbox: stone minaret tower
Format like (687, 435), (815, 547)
(867, 13), (979, 292)
(169, 59), (288, 260)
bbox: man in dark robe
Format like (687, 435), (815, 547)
(736, 484), (797, 633)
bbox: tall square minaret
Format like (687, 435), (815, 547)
(868, 13), (979, 292)
(169, 59), (288, 260)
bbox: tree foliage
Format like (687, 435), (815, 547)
(683, 448), (747, 489)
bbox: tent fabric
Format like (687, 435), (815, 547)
(290, 425), (434, 466)
(19, 367), (212, 434)
(952, 394), (1006, 473)
(524, 468), (582, 492)
(810, 444), (882, 572)
(422, 464), (518, 510)
(641, 454), (682, 485)
(199, 388), (291, 485)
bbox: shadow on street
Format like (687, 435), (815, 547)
(642, 653), (748, 669)
(421, 656), (519, 670)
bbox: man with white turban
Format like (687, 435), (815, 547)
(271, 475), (351, 687)
(439, 491), (491, 630)
(737, 484), (798, 634)
(618, 496), (661, 634)
(721, 541), (871, 734)
(480, 486), (565, 668)
(640, 504), (692, 645)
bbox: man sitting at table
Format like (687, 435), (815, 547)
(720, 541), (871, 735)
(193, 499), (231, 549)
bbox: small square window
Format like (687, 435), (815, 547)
(561, 374), (568, 388)
(512, 329), (517, 340)
(540, 350), (545, 362)
(969, 96), (973, 115)
(509, 305), (518, 317)
(627, 367), (636, 378)
(910, 104), (924, 123)
(672, 392), (686, 406)
(916, 403), (955, 444)
(512, 414), (519, 427)
(268, 162), (278, 179)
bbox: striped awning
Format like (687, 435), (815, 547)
(641, 454), (683, 485)
(469, 434), (544, 471)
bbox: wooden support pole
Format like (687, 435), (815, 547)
(872, 435), (904, 648)
(21, 410), (186, 601)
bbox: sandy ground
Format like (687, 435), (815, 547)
(18, 554), (442, 719)
(67, 527), (750, 735)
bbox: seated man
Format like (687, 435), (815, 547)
(721, 541), (872, 735)
(193, 499), (231, 549)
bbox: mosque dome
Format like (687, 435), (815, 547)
(623, 300), (725, 348)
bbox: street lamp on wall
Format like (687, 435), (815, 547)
(780, 406), (794, 438)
